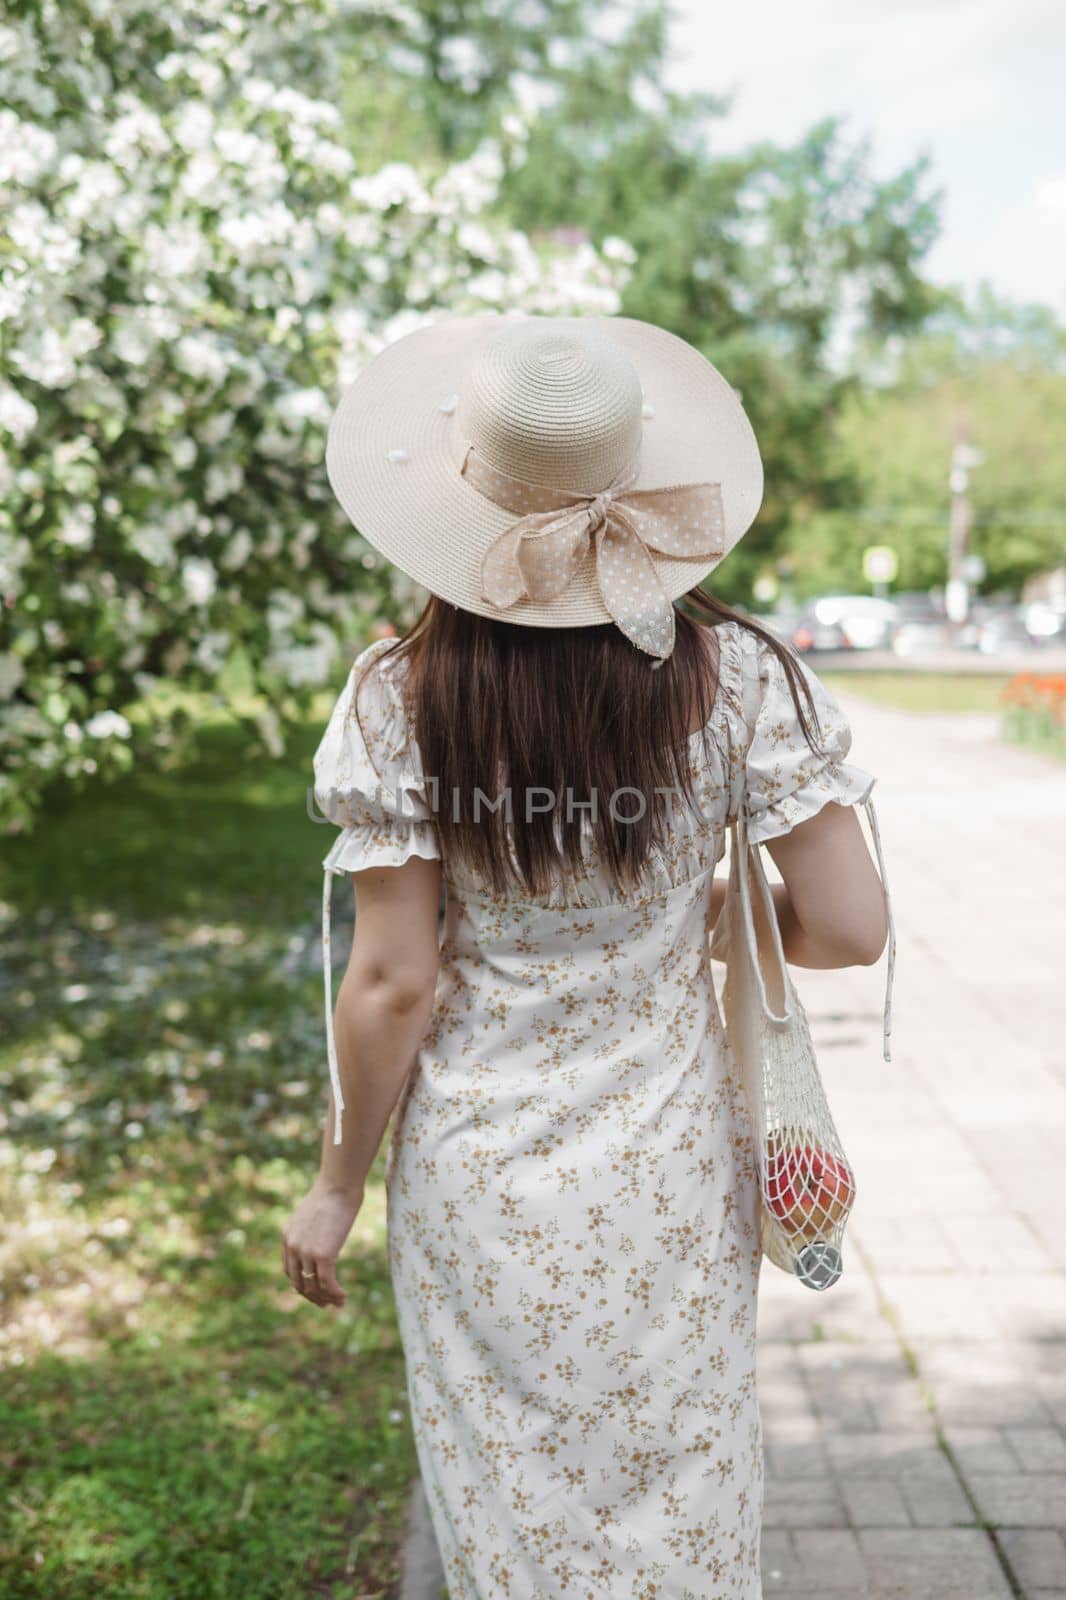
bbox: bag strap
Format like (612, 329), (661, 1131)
(322, 863), (346, 1145)
(731, 633), (793, 1025)
(731, 626), (896, 1063)
(728, 637), (793, 1024)
(861, 793), (896, 1063)
(735, 796), (795, 1025)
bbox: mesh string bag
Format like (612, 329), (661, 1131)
(709, 640), (896, 1293)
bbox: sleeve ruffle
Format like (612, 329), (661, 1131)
(738, 628), (877, 846)
(312, 637), (442, 875)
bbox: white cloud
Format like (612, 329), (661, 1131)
(944, 170), (1066, 308)
(663, 0), (1066, 313)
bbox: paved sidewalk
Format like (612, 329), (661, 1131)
(401, 694), (1066, 1599)
(755, 691), (1066, 1599)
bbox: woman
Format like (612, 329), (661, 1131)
(282, 314), (892, 1597)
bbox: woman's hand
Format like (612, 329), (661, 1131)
(281, 1175), (364, 1309)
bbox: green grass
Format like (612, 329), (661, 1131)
(820, 671), (1013, 714)
(0, 695), (417, 1599)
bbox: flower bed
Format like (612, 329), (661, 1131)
(999, 672), (1066, 759)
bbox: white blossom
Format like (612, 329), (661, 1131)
(85, 710), (132, 739)
(181, 558), (218, 605)
(220, 529), (254, 569)
(174, 336), (230, 385)
(0, 0), (632, 821)
(350, 162), (433, 214)
(58, 507), (95, 549)
(204, 461), (244, 502)
(0, 384), (38, 443)
(0, 655), (25, 699)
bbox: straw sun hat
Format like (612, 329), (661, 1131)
(325, 312), (763, 663)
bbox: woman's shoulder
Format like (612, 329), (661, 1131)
(708, 616), (818, 719)
(314, 635), (420, 793)
(330, 635), (413, 740)
(690, 617), (750, 734)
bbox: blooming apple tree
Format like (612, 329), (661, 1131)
(0, 0), (633, 830)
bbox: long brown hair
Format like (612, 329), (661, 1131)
(357, 586), (828, 898)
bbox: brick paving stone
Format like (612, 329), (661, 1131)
(969, 1472), (1066, 1529)
(822, 1429), (945, 1479)
(997, 1528), (1066, 1590)
(858, 1527), (1014, 1597)
(839, 1476), (912, 1528)
(989, 1279), (1066, 1344)
(850, 1214), (960, 1274)
(874, 1272), (1007, 1341)
(1006, 1427), (1066, 1473)
(756, 1261), (885, 1346)
(912, 1340), (1056, 1427)
(790, 1529), (869, 1587)
(868, 1381), (936, 1432)
(941, 1425), (1021, 1475)
(1031, 1359), (1066, 1428)
(764, 1435), (833, 1480)
(762, 1476), (850, 1529)
(798, 1343), (927, 1435)
(759, 1531), (881, 1595)
(761, 1408), (828, 1443)
(1028, 1210), (1066, 1274)
(937, 1210), (1058, 1274)
(897, 1468), (974, 1527)
(759, 1527), (795, 1585)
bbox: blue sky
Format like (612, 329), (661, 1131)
(663, 0), (1066, 316)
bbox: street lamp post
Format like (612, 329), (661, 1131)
(946, 436), (984, 627)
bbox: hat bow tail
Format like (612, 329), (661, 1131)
(472, 442), (727, 661)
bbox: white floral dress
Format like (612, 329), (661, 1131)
(312, 618), (883, 1600)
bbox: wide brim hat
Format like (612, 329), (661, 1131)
(325, 311), (763, 652)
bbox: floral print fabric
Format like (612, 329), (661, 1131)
(311, 620), (877, 1598)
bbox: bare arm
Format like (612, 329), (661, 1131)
(319, 853), (442, 1195)
(711, 801), (888, 970)
(282, 852), (442, 1307)
(766, 801), (888, 968)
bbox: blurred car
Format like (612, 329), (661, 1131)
(802, 594), (899, 651)
(892, 618), (957, 655)
(787, 607), (853, 653)
(891, 590), (944, 622)
(888, 591), (954, 655)
(1024, 598), (1066, 645)
(958, 601), (1036, 654)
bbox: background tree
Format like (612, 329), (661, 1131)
(803, 287), (1066, 598)
(336, 0), (598, 165)
(0, 0), (628, 832)
(496, 17), (947, 599)
(339, 2), (948, 600)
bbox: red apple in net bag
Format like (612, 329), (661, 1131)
(765, 1139), (854, 1244)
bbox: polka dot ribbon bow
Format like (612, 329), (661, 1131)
(463, 444), (727, 663)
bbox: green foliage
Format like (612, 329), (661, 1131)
(999, 669), (1066, 760)
(336, 0), (595, 164)
(503, 71), (946, 595)
(820, 670), (1014, 714)
(0, 0), (628, 834)
(339, 2), (949, 603)
(341, 2), (1066, 610)
(0, 699), (421, 1595)
(825, 289), (1066, 595)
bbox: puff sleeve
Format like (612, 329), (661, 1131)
(735, 626), (876, 846)
(732, 625), (896, 1061)
(313, 637), (441, 874)
(312, 637), (441, 1144)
